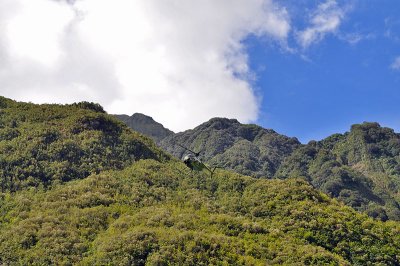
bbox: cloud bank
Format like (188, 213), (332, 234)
(0, 0), (290, 131)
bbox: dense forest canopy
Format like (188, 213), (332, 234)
(159, 118), (301, 178)
(0, 97), (399, 264)
(151, 117), (400, 221)
(277, 122), (400, 221)
(0, 96), (169, 192)
(1, 160), (400, 265)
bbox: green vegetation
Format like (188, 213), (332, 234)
(0, 97), (169, 192)
(156, 117), (400, 221)
(1, 160), (399, 265)
(277, 122), (400, 221)
(160, 118), (300, 178)
(1, 98), (400, 264)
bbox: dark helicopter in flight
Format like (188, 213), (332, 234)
(178, 144), (220, 177)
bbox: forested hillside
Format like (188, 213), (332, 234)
(159, 118), (301, 178)
(277, 122), (400, 221)
(0, 97), (169, 192)
(129, 116), (400, 221)
(1, 97), (400, 265)
(1, 160), (399, 265)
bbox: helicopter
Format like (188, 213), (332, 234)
(178, 144), (220, 177)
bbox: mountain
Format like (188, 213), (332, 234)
(1, 97), (399, 265)
(114, 113), (174, 143)
(0, 97), (169, 192)
(159, 118), (301, 178)
(276, 122), (400, 221)
(121, 116), (400, 221)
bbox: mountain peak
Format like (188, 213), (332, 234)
(160, 117), (300, 178)
(349, 122), (396, 142)
(195, 117), (241, 131)
(131, 113), (158, 123)
(114, 113), (173, 143)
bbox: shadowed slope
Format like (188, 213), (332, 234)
(114, 113), (174, 143)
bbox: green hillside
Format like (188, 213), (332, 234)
(1, 160), (399, 265)
(153, 118), (400, 221)
(0, 97), (169, 192)
(160, 118), (300, 178)
(277, 122), (400, 221)
(1, 98), (400, 265)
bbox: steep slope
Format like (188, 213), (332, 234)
(160, 118), (301, 178)
(0, 97), (169, 192)
(1, 99), (399, 264)
(276, 122), (400, 221)
(114, 113), (174, 143)
(0, 160), (399, 265)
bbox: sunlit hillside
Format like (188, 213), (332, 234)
(0, 98), (399, 265)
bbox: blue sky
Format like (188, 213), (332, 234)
(248, 0), (400, 142)
(0, 0), (399, 143)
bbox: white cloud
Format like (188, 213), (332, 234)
(0, 0), (290, 132)
(297, 0), (345, 48)
(4, 0), (74, 66)
(390, 56), (400, 70)
(0, 0), (121, 106)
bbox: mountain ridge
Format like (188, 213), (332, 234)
(159, 117), (301, 178)
(113, 113), (174, 143)
(0, 96), (400, 264)
(277, 122), (400, 220)
(117, 114), (400, 220)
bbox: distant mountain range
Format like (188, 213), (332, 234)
(116, 114), (400, 221)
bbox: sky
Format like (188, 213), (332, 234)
(0, 0), (399, 143)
